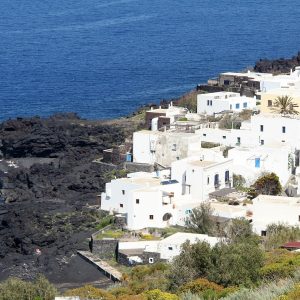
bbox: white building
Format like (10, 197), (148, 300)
(101, 170), (204, 230)
(197, 92), (257, 115)
(196, 113), (300, 149)
(171, 156), (233, 200)
(260, 67), (300, 92)
(210, 202), (250, 220)
(101, 154), (234, 230)
(133, 130), (203, 167)
(118, 232), (219, 263)
(219, 68), (300, 93)
(146, 104), (188, 131)
(252, 195), (300, 236)
(228, 144), (294, 186)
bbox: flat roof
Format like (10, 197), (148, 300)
(221, 71), (273, 78)
(262, 87), (300, 97)
(120, 176), (160, 187)
(254, 195), (300, 205)
(160, 232), (219, 246)
(187, 160), (216, 168)
(210, 202), (248, 214)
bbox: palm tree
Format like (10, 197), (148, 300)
(271, 95), (299, 115)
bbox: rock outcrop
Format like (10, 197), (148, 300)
(0, 114), (126, 282)
(254, 52), (300, 74)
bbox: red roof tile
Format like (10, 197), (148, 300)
(282, 242), (300, 249)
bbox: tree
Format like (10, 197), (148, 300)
(209, 241), (264, 287)
(167, 241), (213, 291)
(232, 174), (246, 190)
(225, 218), (256, 243)
(263, 223), (300, 251)
(271, 95), (299, 115)
(248, 172), (282, 198)
(186, 202), (216, 234)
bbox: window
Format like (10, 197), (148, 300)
(207, 176), (210, 185)
(207, 100), (210, 106)
(230, 104), (232, 110)
(203, 133), (206, 137)
(122, 190), (125, 195)
(210, 100), (213, 106)
(136, 199), (140, 204)
(172, 144), (177, 151)
(261, 139), (264, 145)
(222, 136), (226, 139)
(225, 170), (230, 183)
(224, 80), (230, 86)
(282, 126), (286, 133)
(237, 137), (241, 144)
(149, 215), (154, 220)
(261, 230), (267, 237)
(120, 203), (123, 208)
(255, 158), (261, 168)
(235, 103), (240, 109)
(268, 100), (272, 107)
(260, 125), (264, 132)
(149, 258), (154, 264)
(243, 102), (247, 108)
(168, 247), (173, 251)
(298, 215), (300, 222)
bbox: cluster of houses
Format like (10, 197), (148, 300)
(99, 66), (300, 264)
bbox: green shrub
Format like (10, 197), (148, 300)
(0, 276), (57, 300)
(179, 278), (223, 294)
(144, 289), (179, 300)
(64, 285), (116, 300)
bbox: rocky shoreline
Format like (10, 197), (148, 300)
(0, 113), (133, 285)
(1, 52), (300, 286)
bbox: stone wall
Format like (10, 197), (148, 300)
(92, 239), (118, 260)
(123, 162), (154, 173)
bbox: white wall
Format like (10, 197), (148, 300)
(252, 195), (300, 235)
(171, 157), (233, 201)
(195, 114), (300, 149)
(228, 145), (293, 186)
(197, 92), (256, 115)
(133, 130), (203, 167)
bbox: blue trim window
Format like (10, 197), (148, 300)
(235, 103), (240, 109)
(243, 102), (247, 108)
(255, 158), (261, 168)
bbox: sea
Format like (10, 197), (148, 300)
(0, 0), (300, 121)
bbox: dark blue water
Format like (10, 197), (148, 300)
(0, 0), (300, 121)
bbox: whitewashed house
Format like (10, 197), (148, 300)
(210, 202), (250, 220)
(171, 156), (233, 200)
(197, 92), (256, 115)
(228, 144), (294, 186)
(252, 195), (300, 236)
(260, 67), (300, 93)
(118, 232), (219, 264)
(133, 130), (203, 167)
(101, 173), (182, 230)
(196, 113), (300, 149)
(146, 103), (188, 131)
(101, 154), (234, 230)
